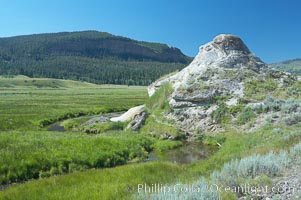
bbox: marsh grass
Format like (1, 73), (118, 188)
(0, 131), (153, 185)
(2, 124), (300, 200)
(1, 77), (301, 200)
(0, 77), (147, 130)
(0, 162), (184, 200)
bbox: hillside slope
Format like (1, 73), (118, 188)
(0, 31), (192, 85)
(270, 58), (301, 75)
(0, 75), (103, 88)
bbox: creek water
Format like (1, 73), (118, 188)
(46, 115), (217, 164)
(46, 112), (124, 132)
(148, 142), (217, 164)
(47, 122), (65, 132)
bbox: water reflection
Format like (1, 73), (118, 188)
(148, 142), (217, 164)
(47, 123), (65, 132)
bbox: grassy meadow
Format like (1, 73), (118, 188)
(1, 124), (301, 199)
(1, 75), (301, 199)
(0, 76), (147, 130)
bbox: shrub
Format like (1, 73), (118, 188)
(284, 113), (301, 125)
(210, 151), (291, 188)
(211, 103), (229, 124)
(251, 98), (283, 113)
(281, 99), (301, 113)
(236, 107), (255, 125)
(263, 98), (283, 112)
(265, 114), (273, 126)
(228, 104), (245, 116)
(287, 81), (301, 98)
(251, 98), (301, 126)
(290, 142), (301, 164)
(244, 78), (277, 100)
(272, 128), (283, 135)
(134, 141), (301, 199)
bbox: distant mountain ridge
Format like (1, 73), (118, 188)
(270, 58), (301, 75)
(0, 31), (192, 85)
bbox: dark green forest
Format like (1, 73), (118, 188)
(0, 31), (192, 85)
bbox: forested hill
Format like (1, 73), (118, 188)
(0, 31), (192, 85)
(270, 58), (301, 76)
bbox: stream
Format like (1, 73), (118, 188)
(47, 114), (217, 165)
(148, 142), (217, 164)
(46, 112), (124, 132)
(47, 122), (65, 132)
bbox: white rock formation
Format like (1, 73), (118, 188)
(148, 34), (269, 135)
(148, 34), (267, 97)
(145, 34), (298, 137)
(110, 105), (145, 122)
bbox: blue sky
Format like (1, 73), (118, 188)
(0, 0), (300, 63)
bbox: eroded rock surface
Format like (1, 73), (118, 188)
(127, 111), (147, 131)
(148, 34), (296, 135)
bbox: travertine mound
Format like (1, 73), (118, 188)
(148, 34), (295, 136)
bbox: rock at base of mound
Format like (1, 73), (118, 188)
(110, 105), (145, 122)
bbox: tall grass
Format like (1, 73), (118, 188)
(1, 125), (301, 199)
(0, 162), (184, 200)
(0, 131), (153, 184)
(141, 83), (182, 139)
(0, 84), (147, 130)
(146, 83), (173, 110)
(137, 178), (221, 200)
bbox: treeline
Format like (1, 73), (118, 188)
(0, 56), (185, 85)
(0, 31), (191, 85)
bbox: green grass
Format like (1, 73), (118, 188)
(1, 76), (301, 200)
(0, 76), (147, 130)
(244, 78), (278, 100)
(235, 107), (255, 125)
(0, 75), (100, 88)
(152, 140), (183, 152)
(211, 103), (230, 124)
(81, 122), (126, 134)
(145, 82), (173, 111)
(176, 125), (301, 183)
(141, 83), (183, 138)
(0, 162), (183, 200)
(60, 116), (96, 130)
(2, 124), (301, 199)
(139, 115), (182, 139)
(0, 131), (153, 184)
